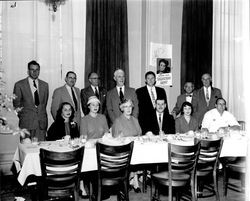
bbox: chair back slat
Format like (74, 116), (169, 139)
(196, 138), (223, 171)
(168, 142), (200, 175)
(39, 146), (84, 200)
(96, 142), (134, 175)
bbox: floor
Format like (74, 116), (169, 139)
(0, 173), (245, 201)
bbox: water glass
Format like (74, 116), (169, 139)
(31, 136), (38, 144)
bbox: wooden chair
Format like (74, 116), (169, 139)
(95, 141), (134, 201)
(222, 120), (246, 196)
(238, 121), (246, 131)
(150, 142), (200, 201)
(223, 157), (246, 196)
(39, 146), (85, 201)
(195, 138), (223, 201)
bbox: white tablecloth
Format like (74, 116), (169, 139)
(13, 136), (248, 186)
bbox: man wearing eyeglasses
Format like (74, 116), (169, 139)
(51, 71), (81, 126)
(80, 72), (107, 115)
(13, 60), (49, 141)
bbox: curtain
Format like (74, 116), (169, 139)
(1, 0), (86, 125)
(181, 0), (213, 92)
(212, 0), (249, 121)
(85, 0), (129, 91)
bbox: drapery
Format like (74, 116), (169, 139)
(85, 0), (129, 91)
(1, 1), (86, 125)
(212, 0), (249, 121)
(181, 0), (213, 92)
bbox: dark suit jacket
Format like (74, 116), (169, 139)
(136, 85), (169, 134)
(51, 85), (81, 125)
(13, 77), (49, 130)
(172, 92), (198, 116)
(195, 87), (222, 126)
(47, 116), (79, 141)
(80, 85), (107, 115)
(106, 86), (138, 124)
(144, 111), (175, 135)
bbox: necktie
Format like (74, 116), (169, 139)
(158, 113), (162, 131)
(33, 80), (40, 106)
(71, 87), (78, 111)
(151, 87), (156, 107)
(205, 88), (209, 106)
(119, 87), (124, 102)
(95, 87), (99, 98)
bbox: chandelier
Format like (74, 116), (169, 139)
(45, 0), (67, 12)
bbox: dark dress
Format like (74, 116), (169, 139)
(47, 116), (80, 141)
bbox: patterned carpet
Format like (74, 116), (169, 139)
(0, 173), (245, 201)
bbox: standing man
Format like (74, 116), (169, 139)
(51, 71), (81, 126)
(106, 69), (138, 124)
(136, 71), (169, 134)
(195, 73), (222, 126)
(80, 72), (107, 115)
(171, 81), (198, 119)
(13, 60), (49, 141)
(144, 97), (175, 135)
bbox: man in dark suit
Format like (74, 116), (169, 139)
(13, 60), (49, 141)
(80, 72), (106, 115)
(106, 69), (138, 124)
(136, 71), (169, 134)
(51, 71), (81, 126)
(144, 97), (175, 135)
(171, 81), (198, 119)
(195, 73), (222, 126)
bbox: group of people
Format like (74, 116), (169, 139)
(12, 60), (242, 195)
(13, 60), (241, 144)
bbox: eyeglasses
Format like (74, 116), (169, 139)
(90, 77), (99, 80)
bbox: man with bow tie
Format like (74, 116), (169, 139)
(171, 82), (198, 119)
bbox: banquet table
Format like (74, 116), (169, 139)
(13, 134), (248, 186)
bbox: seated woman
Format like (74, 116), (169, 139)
(47, 102), (79, 141)
(175, 101), (198, 134)
(112, 99), (142, 192)
(112, 99), (142, 137)
(80, 96), (109, 139)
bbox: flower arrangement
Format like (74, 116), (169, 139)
(0, 92), (30, 138)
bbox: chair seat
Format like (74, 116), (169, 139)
(102, 177), (126, 186)
(226, 161), (246, 173)
(197, 165), (214, 176)
(152, 171), (190, 187)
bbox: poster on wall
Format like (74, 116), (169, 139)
(149, 42), (172, 86)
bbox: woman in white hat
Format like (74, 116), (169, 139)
(80, 96), (109, 139)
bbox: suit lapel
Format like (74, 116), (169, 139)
(24, 78), (35, 105)
(63, 85), (74, 106)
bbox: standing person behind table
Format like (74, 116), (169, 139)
(195, 73), (222, 126)
(106, 69), (138, 124)
(51, 71), (81, 126)
(80, 96), (109, 139)
(144, 97), (175, 135)
(80, 72), (107, 116)
(156, 59), (171, 74)
(136, 71), (169, 134)
(47, 102), (79, 141)
(201, 98), (240, 133)
(13, 60), (49, 141)
(175, 102), (199, 134)
(171, 82), (198, 119)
